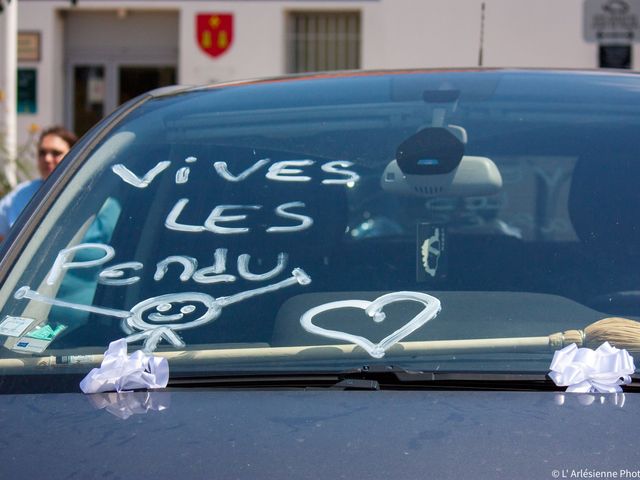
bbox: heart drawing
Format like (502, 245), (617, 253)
(299, 291), (442, 359)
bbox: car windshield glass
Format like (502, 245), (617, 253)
(0, 70), (639, 381)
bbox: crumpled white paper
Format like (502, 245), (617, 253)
(80, 339), (169, 394)
(549, 342), (635, 393)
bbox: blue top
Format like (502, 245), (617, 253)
(0, 179), (43, 237)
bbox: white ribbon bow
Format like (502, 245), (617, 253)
(549, 342), (635, 393)
(87, 392), (170, 419)
(80, 339), (169, 394)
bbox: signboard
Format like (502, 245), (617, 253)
(17, 69), (37, 114)
(196, 14), (234, 58)
(584, 0), (640, 43)
(18, 32), (40, 62)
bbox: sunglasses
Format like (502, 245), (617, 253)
(38, 148), (65, 158)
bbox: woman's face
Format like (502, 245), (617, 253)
(37, 134), (71, 179)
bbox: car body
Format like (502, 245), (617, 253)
(0, 69), (639, 479)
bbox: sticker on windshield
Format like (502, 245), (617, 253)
(0, 315), (35, 337)
(25, 323), (67, 341)
(12, 338), (51, 354)
(417, 224), (447, 281)
(300, 291), (441, 359)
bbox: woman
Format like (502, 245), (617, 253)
(0, 125), (77, 241)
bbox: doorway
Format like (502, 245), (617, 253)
(64, 10), (179, 135)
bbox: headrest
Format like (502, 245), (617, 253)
(569, 153), (640, 257)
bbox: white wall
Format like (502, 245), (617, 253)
(179, 1), (374, 84)
(13, 2), (64, 146)
(483, 0), (596, 68)
(363, 0), (484, 69)
(180, 2), (285, 84)
(3, 0), (632, 146)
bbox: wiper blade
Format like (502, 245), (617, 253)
(167, 372), (342, 389)
(336, 365), (558, 391)
(345, 367), (640, 392)
(167, 365), (560, 391)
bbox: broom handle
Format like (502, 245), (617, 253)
(0, 334), (558, 369)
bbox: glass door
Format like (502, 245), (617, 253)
(69, 63), (176, 136)
(72, 66), (106, 136)
(118, 66), (176, 104)
(64, 10), (179, 136)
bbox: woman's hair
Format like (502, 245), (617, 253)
(39, 125), (78, 148)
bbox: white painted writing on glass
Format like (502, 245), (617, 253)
(16, 268), (311, 352)
(320, 161), (360, 185)
(154, 256), (198, 282)
(191, 248), (236, 284)
(112, 161), (171, 188)
(213, 159), (358, 185)
(98, 262), (144, 286)
(266, 160), (315, 182)
(49, 243), (294, 287)
(237, 252), (287, 281)
(114, 158), (359, 187)
(204, 205), (262, 234)
(165, 200), (313, 234)
(266, 202), (313, 233)
(175, 167), (190, 184)
(47, 243), (115, 286)
(300, 292), (441, 359)
(214, 159), (270, 182)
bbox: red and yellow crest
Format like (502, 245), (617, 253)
(196, 14), (234, 58)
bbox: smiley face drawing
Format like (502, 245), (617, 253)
(127, 292), (221, 332)
(123, 292), (222, 352)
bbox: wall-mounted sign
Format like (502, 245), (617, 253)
(584, 0), (640, 43)
(87, 74), (106, 105)
(17, 69), (37, 114)
(196, 13), (234, 58)
(18, 32), (41, 62)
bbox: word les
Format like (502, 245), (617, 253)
(165, 200), (313, 234)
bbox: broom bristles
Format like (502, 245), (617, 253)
(583, 317), (640, 353)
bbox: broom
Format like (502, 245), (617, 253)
(2, 317), (639, 368)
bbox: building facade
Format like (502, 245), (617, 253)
(2, 0), (639, 141)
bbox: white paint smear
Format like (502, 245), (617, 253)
(47, 243), (115, 286)
(175, 167), (190, 184)
(111, 161), (171, 188)
(300, 291), (441, 359)
(204, 205), (261, 234)
(165, 199), (206, 233)
(214, 159), (270, 182)
(266, 202), (313, 233)
(237, 252), (287, 281)
(154, 256), (198, 282)
(15, 268), (312, 352)
(321, 161), (361, 185)
(266, 160), (314, 182)
(99, 262), (144, 286)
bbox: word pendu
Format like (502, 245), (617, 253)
(47, 243), (293, 288)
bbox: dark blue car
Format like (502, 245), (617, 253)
(1, 69), (639, 479)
